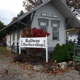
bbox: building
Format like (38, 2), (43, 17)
(66, 27), (80, 42)
(0, 0), (80, 53)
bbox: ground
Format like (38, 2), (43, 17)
(0, 47), (80, 80)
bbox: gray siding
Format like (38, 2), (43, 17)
(31, 2), (66, 48)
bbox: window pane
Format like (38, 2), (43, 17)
(40, 22), (46, 31)
(38, 19), (48, 32)
(51, 21), (60, 40)
(40, 26), (46, 31)
(53, 23), (58, 27)
(53, 32), (58, 40)
(40, 22), (46, 26)
(53, 27), (58, 31)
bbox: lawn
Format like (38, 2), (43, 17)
(0, 46), (8, 54)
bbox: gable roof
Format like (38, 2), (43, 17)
(0, 0), (80, 32)
(52, 0), (80, 28)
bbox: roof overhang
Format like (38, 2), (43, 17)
(0, 0), (51, 32)
(0, 0), (80, 32)
(52, 0), (80, 28)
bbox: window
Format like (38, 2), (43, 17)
(40, 22), (47, 31)
(38, 19), (48, 31)
(51, 20), (60, 40)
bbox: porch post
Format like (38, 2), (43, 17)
(10, 33), (11, 47)
(46, 36), (48, 63)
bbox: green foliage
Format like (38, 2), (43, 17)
(0, 21), (6, 40)
(0, 46), (8, 54)
(61, 44), (70, 61)
(17, 10), (24, 17)
(53, 43), (61, 53)
(67, 43), (74, 58)
(62, 44), (68, 51)
(53, 50), (65, 62)
(0, 21), (5, 29)
(52, 43), (71, 62)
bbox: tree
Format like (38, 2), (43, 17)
(23, 0), (80, 15)
(10, 10), (24, 23)
(65, 0), (80, 15)
(21, 27), (50, 55)
(17, 10), (24, 17)
(21, 27), (50, 37)
(11, 17), (18, 23)
(23, 0), (46, 11)
(0, 21), (6, 41)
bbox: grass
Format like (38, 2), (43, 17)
(0, 46), (10, 54)
(0, 46), (17, 58)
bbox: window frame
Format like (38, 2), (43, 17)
(51, 20), (60, 41)
(38, 18), (49, 31)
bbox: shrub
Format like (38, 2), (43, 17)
(52, 44), (71, 62)
(21, 27), (50, 55)
(53, 43), (61, 53)
(52, 50), (65, 62)
(61, 44), (70, 61)
(67, 43), (74, 58)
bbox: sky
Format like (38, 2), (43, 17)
(0, 0), (80, 25)
(0, 0), (24, 25)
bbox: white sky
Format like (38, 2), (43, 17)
(0, 0), (24, 25)
(0, 0), (80, 25)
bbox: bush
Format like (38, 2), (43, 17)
(53, 43), (61, 53)
(52, 44), (71, 62)
(67, 43), (74, 58)
(61, 44), (70, 61)
(52, 50), (65, 62)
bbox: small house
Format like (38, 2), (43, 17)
(0, 0), (80, 54)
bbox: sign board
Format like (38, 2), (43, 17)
(19, 36), (48, 62)
(19, 37), (46, 48)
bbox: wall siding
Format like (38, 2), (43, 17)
(6, 2), (66, 49)
(7, 34), (10, 47)
(31, 2), (66, 47)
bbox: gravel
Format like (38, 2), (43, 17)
(0, 54), (80, 80)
